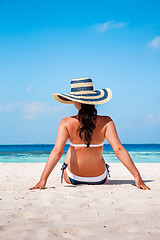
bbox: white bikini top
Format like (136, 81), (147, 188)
(69, 141), (104, 148)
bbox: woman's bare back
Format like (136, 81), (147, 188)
(64, 115), (111, 177)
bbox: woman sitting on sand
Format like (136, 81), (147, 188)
(29, 78), (150, 190)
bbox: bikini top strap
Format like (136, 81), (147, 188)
(69, 141), (104, 147)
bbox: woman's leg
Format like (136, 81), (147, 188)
(63, 148), (71, 184)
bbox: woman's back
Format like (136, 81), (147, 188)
(65, 115), (110, 177)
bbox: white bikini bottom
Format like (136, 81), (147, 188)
(66, 167), (108, 183)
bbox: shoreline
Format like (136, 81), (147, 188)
(0, 163), (160, 240)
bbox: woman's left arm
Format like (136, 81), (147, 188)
(29, 118), (69, 190)
(105, 118), (150, 190)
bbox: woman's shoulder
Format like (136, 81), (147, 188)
(96, 115), (115, 133)
(97, 115), (113, 123)
(60, 116), (78, 125)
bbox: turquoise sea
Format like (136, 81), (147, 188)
(0, 144), (160, 163)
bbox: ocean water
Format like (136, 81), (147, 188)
(0, 144), (160, 163)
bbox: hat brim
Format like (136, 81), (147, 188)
(53, 88), (112, 105)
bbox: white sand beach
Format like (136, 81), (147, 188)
(0, 162), (160, 240)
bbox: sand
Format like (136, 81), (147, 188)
(0, 162), (160, 240)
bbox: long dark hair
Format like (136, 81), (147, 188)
(76, 104), (97, 147)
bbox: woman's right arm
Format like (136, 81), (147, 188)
(105, 117), (150, 190)
(29, 118), (69, 190)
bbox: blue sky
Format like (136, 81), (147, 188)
(0, 0), (160, 144)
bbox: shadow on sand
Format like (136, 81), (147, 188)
(63, 179), (153, 187)
(105, 179), (153, 186)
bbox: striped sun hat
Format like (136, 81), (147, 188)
(53, 78), (112, 105)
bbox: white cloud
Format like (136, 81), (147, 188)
(26, 85), (32, 92)
(145, 113), (160, 125)
(22, 101), (63, 119)
(94, 20), (129, 32)
(0, 102), (22, 112)
(118, 123), (132, 131)
(0, 101), (64, 119)
(148, 36), (160, 49)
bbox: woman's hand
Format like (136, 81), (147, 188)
(134, 174), (150, 190)
(29, 179), (47, 190)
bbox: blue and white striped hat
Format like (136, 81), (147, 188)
(53, 78), (112, 105)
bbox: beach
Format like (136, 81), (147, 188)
(0, 162), (160, 240)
